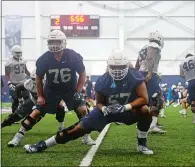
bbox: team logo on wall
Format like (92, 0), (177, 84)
(4, 15), (22, 58)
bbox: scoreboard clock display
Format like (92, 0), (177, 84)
(50, 15), (100, 37)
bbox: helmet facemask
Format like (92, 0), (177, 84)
(13, 51), (22, 59)
(108, 65), (129, 81)
(47, 39), (66, 52)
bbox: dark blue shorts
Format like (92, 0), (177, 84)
(81, 107), (141, 132)
(188, 79), (195, 101)
(138, 72), (161, 98)
(36, 86), (86, 114)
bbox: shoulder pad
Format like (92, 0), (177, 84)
(95, 72), (110, 93)
(5, 58), (14, 67)
(148, 42), (161, 50)
(65, 49), (83, 62)
(24, 79), (33, 91)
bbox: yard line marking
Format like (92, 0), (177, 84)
(79, 123), (110, 167)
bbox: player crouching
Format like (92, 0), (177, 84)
(24, 49), (154, 155)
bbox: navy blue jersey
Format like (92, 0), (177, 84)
(95, 68), (144, 105)
(36, 49), (85, 93)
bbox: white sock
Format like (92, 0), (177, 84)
(58, 122), (64, 129)
(138, 130), (147, 138)
(161, 109), (165, 115)
(19, 126), (27, 135)
(150, 116), (158, 128)
(45, 136), (57, 147)
(182, 109), (186, 115)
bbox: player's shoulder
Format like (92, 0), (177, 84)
(127, 68), (144, 84)
(24, 79), (33, 90)
(64, 48), (83, 62)
(36, 51), (50, 66)
(95, 72), (111, 92)
(5, 57), (14, 66)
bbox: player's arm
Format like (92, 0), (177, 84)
(36, 75), (44, 97)
(25, 65), (30, 76)
(77, 71), (86, 92)
(5, 66), (11, 83)
(124, 82), (148, 111)
(135, 57), (140, 70)
(96, 92), (106, 112)
(145, 47), (158, 82)
(180, 65), (185, 78)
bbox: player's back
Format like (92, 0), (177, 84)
(138, 44), (161, 73)
(36, 48), (84, 93)
(95, 68), (144, 105)
(5, 57), (27, 84)
(180, 56), (195, 81)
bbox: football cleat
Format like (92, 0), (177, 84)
(24, 141), (47, 153)
(137, 138), (153, 155)
(82, 134), (96, 145)
(149, 126), (167, 134)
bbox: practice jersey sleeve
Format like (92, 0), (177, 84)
(72, 52), (85, 74)
(36, 54), (47, 78)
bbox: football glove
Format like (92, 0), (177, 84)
(8, 81), (15, 91)
(102, 103), (125, 116)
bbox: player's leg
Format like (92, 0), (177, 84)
(188, 80), (195, 123)
(75, 105), (96, 145)
(7, 107), (43, 147)
(65, 95), (96, 145)
(136, 105), (154, 155)
(24, 108), (108, 153)
(1, 98), (34, 128)
(180, 97), (187, 117)
(56, 103), (66, 131)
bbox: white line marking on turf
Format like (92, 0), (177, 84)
(79, 123), (110, 167)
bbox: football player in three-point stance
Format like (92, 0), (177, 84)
(180, 53), (195, 123)
(7, 30), (95, 147)
(5, 45), (30, 114)
(135, 31), (166, 134)
(24, 49), (154, 155)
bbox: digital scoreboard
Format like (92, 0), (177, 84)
(50, 15), (100, 37)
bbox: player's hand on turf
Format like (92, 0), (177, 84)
(102, 103), (125, 116)
(8, 82), (15, 91)
(37, 96), (45, 105)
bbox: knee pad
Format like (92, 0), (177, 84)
(56, 106), (65, 122)
(21, 116), (37, 131)
(55, 122), (85, 144)
(191, 101), (195, 113)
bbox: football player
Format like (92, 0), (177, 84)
(135, 31), (166, 134)
(5, 45), (30, 114)
(180, 53), (195, 123)
(23, 49), (154, 155)
(8, 30), (95, 147)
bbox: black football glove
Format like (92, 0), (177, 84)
(73, 92), (84, 104)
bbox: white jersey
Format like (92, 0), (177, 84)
(24, 79), (37, 104)
(138, 42), (161, 73)
(5, 57), (27, 84)
(180, 56), (195, 81)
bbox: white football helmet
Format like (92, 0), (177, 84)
(11, 45), (22, 59)
(171, 85), (176, 90)
(107, 49), (130, 81)
(30, 68), (36, 79)
(149, 31), (164, 49)
(47, 30), (66, 52)
(178, 82), (182, 86)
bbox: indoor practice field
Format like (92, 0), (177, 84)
(1, 105), (195, 166)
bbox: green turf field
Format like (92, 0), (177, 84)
(1, 106), (195, 166)
(1, 103), (12, 108)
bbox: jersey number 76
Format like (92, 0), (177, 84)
(48, 68), (71, 83)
